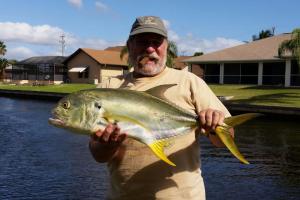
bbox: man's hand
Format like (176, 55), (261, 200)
(198, 109), (233, 147)
(92, 123), (127, 144)
(89, 123), (127, 163)
(198, 108), (225, 134)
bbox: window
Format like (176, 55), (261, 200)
(203, 64), (219, 83)
(263, 62), (285, 85)
(224, 63), (240, 84)
(240, 63), (258, 84)
(291, 60), (300, 86)
(78, 67), (89, 79)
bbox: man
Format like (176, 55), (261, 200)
(89, 16), (232, 200)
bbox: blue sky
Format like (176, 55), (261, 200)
(0, 0), (299, 60)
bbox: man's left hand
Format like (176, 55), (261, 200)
(198, 108), (225, 135)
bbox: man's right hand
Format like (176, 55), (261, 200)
(89, 123), (127, 163)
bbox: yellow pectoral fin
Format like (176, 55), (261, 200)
(148, 140), (176, 167)
(215, 126), (250, 164)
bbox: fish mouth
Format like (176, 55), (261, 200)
(48, 117), (65, 127)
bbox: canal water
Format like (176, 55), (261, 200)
(0, 97), (299, 200)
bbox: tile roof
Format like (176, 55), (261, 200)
(104, 46), (125, 52)
(184, 33), (292, 63)
(64, 48), (128, 66)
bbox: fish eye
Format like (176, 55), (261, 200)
(62, 101), (70, 109)
(95, 102), (102, 109)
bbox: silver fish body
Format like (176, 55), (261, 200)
(49, 85), (260, 166)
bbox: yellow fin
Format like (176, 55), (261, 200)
(148, 140), (176, 166)
(215, 125), (250, 164)
(224, 113), (263, 127)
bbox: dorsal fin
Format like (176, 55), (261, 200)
(144, 84), (198, 120)
(145, 84), (177, 101)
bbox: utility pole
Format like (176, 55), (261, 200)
(59, 34), (66, 56)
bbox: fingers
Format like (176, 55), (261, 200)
(198, 109), (225, 132)
(92, 123), (127, 144)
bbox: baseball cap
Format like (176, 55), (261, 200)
(129, 16), (168, 38)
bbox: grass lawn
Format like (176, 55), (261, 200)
(0, 83), (96, 93)
(0, 83), (299, 108)
(209, 84), (300, 108)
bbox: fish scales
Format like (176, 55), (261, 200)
(49, 85), (262, 166)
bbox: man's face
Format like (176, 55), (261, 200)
(128, 33), (168, 76)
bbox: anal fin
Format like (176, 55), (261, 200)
(148, 140), (176, 166)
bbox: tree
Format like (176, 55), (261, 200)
(193, 52), (204, 56)
(252, 28), (275, 41)
(120, 40), (178, 68)
(0, 41), (8, 75)
(166, 40), (178, 67)
(0, 40), (7, 56)
(278, 28), (300, 66)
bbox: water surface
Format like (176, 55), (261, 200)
(0, 97), (299, 199)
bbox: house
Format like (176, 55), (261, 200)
(11, 56), (67, 85)
(184, 33), (300, 87)
(173, 56), (193, 71)
(3, 64), (12, 82)
(63, 48), (128, 84)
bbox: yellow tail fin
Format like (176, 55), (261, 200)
(215, 125), (249, 164)
(224, 113), (263, 127)
(148, 140), (176, 166)
(216, 113), (262, 164)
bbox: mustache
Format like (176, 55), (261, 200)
(137, 53), (160, 65)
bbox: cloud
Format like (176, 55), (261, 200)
(67, 0), (82, 8)
(1, 20), (244, 60)
(6, 46), (37, 60)
(0, 21), (123, 60)
(164, 20), (244, 55)
(95, 1), (108, 12)
(0, 22), (67, 45)
(174, 34), (244, 55)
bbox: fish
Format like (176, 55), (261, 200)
(48, 84), (261, 166)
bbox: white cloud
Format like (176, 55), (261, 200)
(164, 19), (244, 55)
(162, 19), (170, 29)
(68, 0), (82, 8)
(174, 34), (243, 56)
(1, 20), (244, 60)
(95, 1), (108, 12)
(0, 22), (123, 60)
(6, 46), (37, 60)
(0, 22), (67, 45)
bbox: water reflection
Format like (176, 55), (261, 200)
(201, 116), (300, 200)
(0, 97), (299, 200)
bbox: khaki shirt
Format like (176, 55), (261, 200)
(98, 67), (230, 200)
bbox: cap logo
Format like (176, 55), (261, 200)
(142, 16), (157, 25)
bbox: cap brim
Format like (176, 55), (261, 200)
(130, 27), (167, 38)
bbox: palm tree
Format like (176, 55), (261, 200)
(193, 52), (204, 56)
(0, 41), (8, 79)
(252, 28), (274, 41)
(120, 40), (178, 68)
(166, 40), (178, 67)
(0, 40), (7, 56)
(278, 28), (300, 66)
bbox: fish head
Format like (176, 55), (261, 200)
(48, 90), (108, 135)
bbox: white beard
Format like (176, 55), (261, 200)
(130, 53), (167, 77)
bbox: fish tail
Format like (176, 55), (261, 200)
(215, 125), (249, 164)
(215, 113), (262, 164)
(224, 113), (263, 127)
(148, 140), (176, 166)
